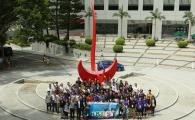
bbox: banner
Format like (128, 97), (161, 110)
(87, 102), (119, 119)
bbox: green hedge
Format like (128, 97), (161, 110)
(115, 37), (125, 45)
(6, 39), (30, 47)
(76, 43), (91, 51)
(85, 37), (92, 45)
(69, 39), (76, 48)
(113, 45), (123, 53)
(43, 35), (58, 43)
(53, 40), (67, 46)
(177, 40), (189, 48)
(43, 35), (58, 47)
(146, 39), (155, 46)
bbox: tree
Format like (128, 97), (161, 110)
(146, 8), (165, 40)
(49, 0), (82, 40)
(84, 7), (92, 37)
(113, 6), (130, 37)
(61, 0), (83, 40)
(183, 11), (195, 40)
(16, 0), (51, 41)
(0, 0), (18, 58)
(49, 0), (60, 40)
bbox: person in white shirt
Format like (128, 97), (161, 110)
(51, 92), (57, 112)
(56, 94), (61, 113)
(133, 83), (140, 93)
(59, 83), (64, 93)
(45, 91), (52, 111)
(47, 84), (53, 93)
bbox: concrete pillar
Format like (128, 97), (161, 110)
(118, 0), (128, 37)
(138, 0), (143, 12)
(104, 0), (108, 11)
(191, 0), (195, 35)
(174, 0), (179, 11)
(84, 0), (91, 37)
(152, 0), (163, 40)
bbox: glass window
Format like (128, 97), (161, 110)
(179, 0), (191, 11)
(109, 0), (119, 10)
(163, 0), (175, 11)
(128, 0), (138, 10)
(94, 0), (104, 10)
(143, 0), (154, 11)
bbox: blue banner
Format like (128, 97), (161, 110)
(87, 102), (119, 119)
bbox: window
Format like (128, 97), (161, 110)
(109, 0), (118, 10)
(94, 0), (104, 10)
(179, 0), (191, 11)
(128, 0), (138, 10)
(143, 0), (154, 11)
(163, 0), (175, 11)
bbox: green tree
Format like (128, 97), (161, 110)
(61, 0), (83, 40)
(113, 6), (130, 37)
(146, 8), (165, 40)
(16, 0), (51, 41)
(0, 0), (18, 57)
(49, 0), (82, 40)
(49, 0), (60, 40)
(183, 11), (195, 40)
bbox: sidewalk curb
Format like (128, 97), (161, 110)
(0, 79), (30, 120)
(16, 84), (59, 116)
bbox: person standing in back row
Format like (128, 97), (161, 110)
(69, 98), (76, 119)
(45, 91), (52, 111)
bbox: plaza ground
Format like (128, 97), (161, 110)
(0, 37), (195, 119)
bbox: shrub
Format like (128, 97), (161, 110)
(53, 40), (66, 46)
(43, 35), (58, 43)
(69, 39), (76, 48)
(113, 45), (123, 53)
(6, 39), (30, 47)
(76, 43), (91, 51)
(115, 37), (125, 45)
(146, 39), (155, 46)
(43, 35), (58, 47)
(85, 37), (92, 45)
(177, 40), (189, 48)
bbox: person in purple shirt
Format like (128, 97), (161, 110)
(143, 96), (149, 117)
(136, 97), (144, 119)
(124, 97), (129, 107)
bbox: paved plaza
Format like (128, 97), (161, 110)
(1, 37), (195, 120)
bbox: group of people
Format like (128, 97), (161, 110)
(45, 78), (156, 119)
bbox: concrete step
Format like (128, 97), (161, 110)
(145, 75), (195, 120)
(0, 83), (60, 120)
(0, 107), (22, 120)
(181, 110), (195, 120)
(17, 84), (50, 113)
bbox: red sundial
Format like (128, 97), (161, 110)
(77, 0), (117, 84)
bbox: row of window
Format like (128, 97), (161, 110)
(93, 0), (191, 11)
(95, 4), (190, 11)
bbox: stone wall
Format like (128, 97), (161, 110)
(32, 42), (90, 59)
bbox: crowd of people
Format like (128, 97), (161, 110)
(45, 77), (156, 119)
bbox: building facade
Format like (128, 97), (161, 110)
(84, 0), (195, 40)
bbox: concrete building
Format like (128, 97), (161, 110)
(84, 0), (195, 40)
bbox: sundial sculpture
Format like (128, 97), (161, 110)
(77, 0), (117, 84)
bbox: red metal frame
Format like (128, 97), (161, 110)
(77, 0), (117, 84)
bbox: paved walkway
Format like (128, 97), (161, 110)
(1, 37), (195, 119)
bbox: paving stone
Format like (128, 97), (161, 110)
(169, 55), (194, 61)
(161, 60), (188, 66)
(143, 53), (167, 59)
